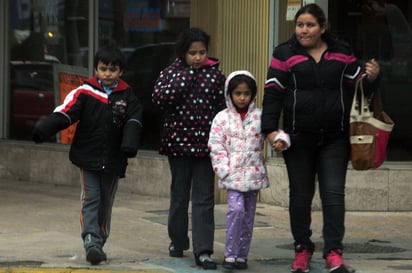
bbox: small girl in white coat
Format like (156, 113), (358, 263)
(208, 70), (269, 270)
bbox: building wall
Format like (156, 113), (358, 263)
(1, 1), (411, 211)
(0, 141), (411, 211)
(190, 0), (271, 106)
(190, 0), (271, 202)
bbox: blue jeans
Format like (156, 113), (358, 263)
(283, 132), (350, 257)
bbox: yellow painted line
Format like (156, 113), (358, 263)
(0, 269), (164, 273)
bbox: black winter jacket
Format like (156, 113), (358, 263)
(152, 57), (226, 157)
(33, 76), (143, 177)
(261, 33), (379, 135)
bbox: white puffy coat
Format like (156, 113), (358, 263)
(208, 71), (269, 192)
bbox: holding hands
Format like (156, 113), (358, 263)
(266, 130), (291, 153)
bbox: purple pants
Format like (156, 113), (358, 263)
(225, 190), (258, 259)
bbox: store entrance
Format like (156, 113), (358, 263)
(329, 0), (412, 161)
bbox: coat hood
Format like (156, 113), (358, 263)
(224, 70), (257, 111)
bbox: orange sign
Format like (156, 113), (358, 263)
(56, 67), (88, 144)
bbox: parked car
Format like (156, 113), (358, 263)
(10, 61), (55, 141)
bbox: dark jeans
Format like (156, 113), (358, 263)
(167, 156), (215, 256)
(283, 132), (350, 257)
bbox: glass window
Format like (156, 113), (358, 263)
(9, 0), (87, 140)
(8, 0), (189, 150)
(98, 0), (189, 150)
(329, 0), (412, 161)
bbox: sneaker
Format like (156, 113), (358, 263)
(291, 245), (312, 272)
(86, 246), (107, 265)
(325, 249), (349, 273)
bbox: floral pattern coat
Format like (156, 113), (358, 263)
(208, 71), (269, 192)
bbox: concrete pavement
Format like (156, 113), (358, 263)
(1, 179), (412, 273)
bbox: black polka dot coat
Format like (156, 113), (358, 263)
(153, 57), (226, 157)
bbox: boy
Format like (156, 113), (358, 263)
(32, 46), (143, 265)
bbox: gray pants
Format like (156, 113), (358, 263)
(167, 156), (215, 256)
(80, 168), (119, 250)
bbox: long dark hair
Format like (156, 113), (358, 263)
(175, 27), (210, 59)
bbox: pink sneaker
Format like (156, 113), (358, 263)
(291, 245), (312, 272)
(325, 249), (349, 273)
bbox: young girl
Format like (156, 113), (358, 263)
(152, 27), (226, 270)
(208, 70), (270, 270)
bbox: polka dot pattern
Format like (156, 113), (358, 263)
(153, 58), (226, 157)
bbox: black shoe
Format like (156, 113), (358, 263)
(222, 258), (236, 270)
(195, 254), (217, 270)
(86, 246), (107, 265)
(169, 243), (183, 257)
(235, 259), (248, 270)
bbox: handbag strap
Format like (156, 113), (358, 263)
(351, 74), (372, 118)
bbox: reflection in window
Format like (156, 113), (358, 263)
(8, 0), (189, 150)
(330, 1), (412, 161)
(9, 0), (88, 141)
(98, 0), (189, 150)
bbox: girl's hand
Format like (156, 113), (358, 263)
(365, 58), (380, 82)
(266, 130), (290, 152)
(273, 139), (288, 153)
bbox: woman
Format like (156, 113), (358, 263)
(261, 4), (380, 273)
(152, 27), (226, 270)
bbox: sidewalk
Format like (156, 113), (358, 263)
(1, 179), (411, 273)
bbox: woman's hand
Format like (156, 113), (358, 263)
(365, 58), (380, 82)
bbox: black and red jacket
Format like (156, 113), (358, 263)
(34, 76), (143, 177)
(261, 32), (379, 135)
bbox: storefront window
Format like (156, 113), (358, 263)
(98, 0), (189, 150)
(8, 0), (189, 150)
(9, 0), (82, 140)
(329, 0), (412, 161)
